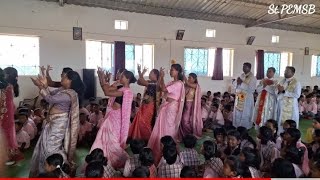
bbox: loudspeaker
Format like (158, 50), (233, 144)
(247, 36), (255, 45)
(176, 30), (185, 40)
(73, 27), (82, 40)
(83, 69), (96, 99)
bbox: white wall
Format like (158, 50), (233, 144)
(1, 0), (320, 105)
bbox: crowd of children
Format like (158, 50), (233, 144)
(9, 86), (320, 178)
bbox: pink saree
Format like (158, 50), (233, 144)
(147, 81), (185, 165)
(0, 86), (18, 150)
(90, 87), (133, 169)
(179, 84), (202, 139)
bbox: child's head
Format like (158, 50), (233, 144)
(223, 156), (244, 178)
(183, 134), (197, 149)
(163, 145), (178, 165)
(227, 130), (241, 148)
(224, 105), (232, 113)
(34, 108), (42, 117)
(17, 110), (29, 124)
(139, 148), (154, 167)
(214, 128), (226, 144)
(282, 146), (304, 165)
(316, 95), (320, 103)
(130, 139), (146, 154)
(306, 93), (313, 103)
(45, 153), (69, 176)
(15, 120), (23, 132)
(313, 129), (320, 142)
(266, 119), (278, 134)
(160, 136), (176, 149)
(258, 126), (273, 145)
(202, 140), (217, 160)
(313, 117), (320, 129)
(85, 148), (107, 165)
(224, 125), (236, 134)
(283, 128), (301, 146)
(201, 97), (207, 106)
(239, 147), (260, 170)
(236, 126), (256, 148)
(207, 91), (212, 96)
(132, 166), (150, 178)
(137, 93), (142, 99)
(211, 103), (219, 113)
(92, 103), (100, 113)
(271, 158), (296, 178)
(180, 166), (197, 178)
(85, 162), (104, 178)
(79, 113), (87, 124)
(283, 120), (297, 130)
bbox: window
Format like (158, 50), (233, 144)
(86, 40), (154, 75)
(271, 35), (279, 43)
(206, 29), (216, 38)
(254, 52), (292, 77)
(184, 48), (233, 77)
(311, 55), (320, 77)
(114, 20), (128, 30)
(0, 35), (39, 75)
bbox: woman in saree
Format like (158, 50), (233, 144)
(128, 65), (160, 142)
(29, 70), (85, 177)
(179, 73), (202, 139)
(0, 67), (19, 163)
(147, 64), (185, 165)
(90, 68), (136, 169)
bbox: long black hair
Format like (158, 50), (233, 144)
(85, 148), (107, 166)
(66, 71), (85, 106)
(151, 69), (160, 81)
(203, 140), (217, 160)
(259, 126), (273, 145)
(4, 67), (19, 97)
(45, 153), (70, 177)
(171, 64), (184, 81)
(266, 119), (278, 143)
(0, 68), (8, 89)
(123, 70), (137, 84)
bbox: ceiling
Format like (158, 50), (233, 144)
(47, 0), (320, 34)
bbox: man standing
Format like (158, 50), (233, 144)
(233, 62), (257, 129)
(252, 67), (278, 128)
(275, 66), (301, 132)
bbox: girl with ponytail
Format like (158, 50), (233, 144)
(39, 153), (70, 178)
(148, 63), (185, 165)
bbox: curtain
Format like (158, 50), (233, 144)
(114, 41), (126, 81)
(212, 47), (223, 80)
(256, 50), (264, 80)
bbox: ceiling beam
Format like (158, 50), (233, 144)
(43, 0), (320, 34)
(246, 14), (303, 28)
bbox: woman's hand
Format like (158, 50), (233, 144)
(160, 67), (165, 78)
(30, 77), (42, 87)
(97, 67), (106, 85)
(38, 75), (48, 88)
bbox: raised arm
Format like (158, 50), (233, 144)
(137, 65), (149, 87)
(158, 67), (168, 93)
(43, 65), (61, 87)
(97, 68), (123, 97)
(184, 75), (197, 89)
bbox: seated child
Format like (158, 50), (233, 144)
(271, 158), (296, 178)
(300, 94), (317, 119)
(239, 147), (261, 178)
(157, 145), (183, 178)
(306, 117), (320, 144)
(97, 107), (107, 129)
(201, 97), (210, 122)
(123, 139), (145, 177)
(89, 101), (103, 126)
(180, 166), (197, 178)
(139, 148), (157, 177)
(213, 128), (227, 156)
(283, 128), (309, 175)
(78, 110), (93, 147)
(222, 105), (233, 127)
(281, 146), (304, 177)
(15, 120), (30, 150)
(223, 156), (247, 178)
(85, 148), (119, 178)
(202, 140), (224, 178)
(223, 130), (241, 159)
(265, 119), (281, 150)
(204, 103), (224, 130)
(18, 110), (35, 140)
(237, 126), (256, 150)
(132, 166), (150, 178)
(180, 135), (200, 167)
(257, 126), (280, 173)
(38, 154), (69, 178)
(85, 161), (104, 178)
